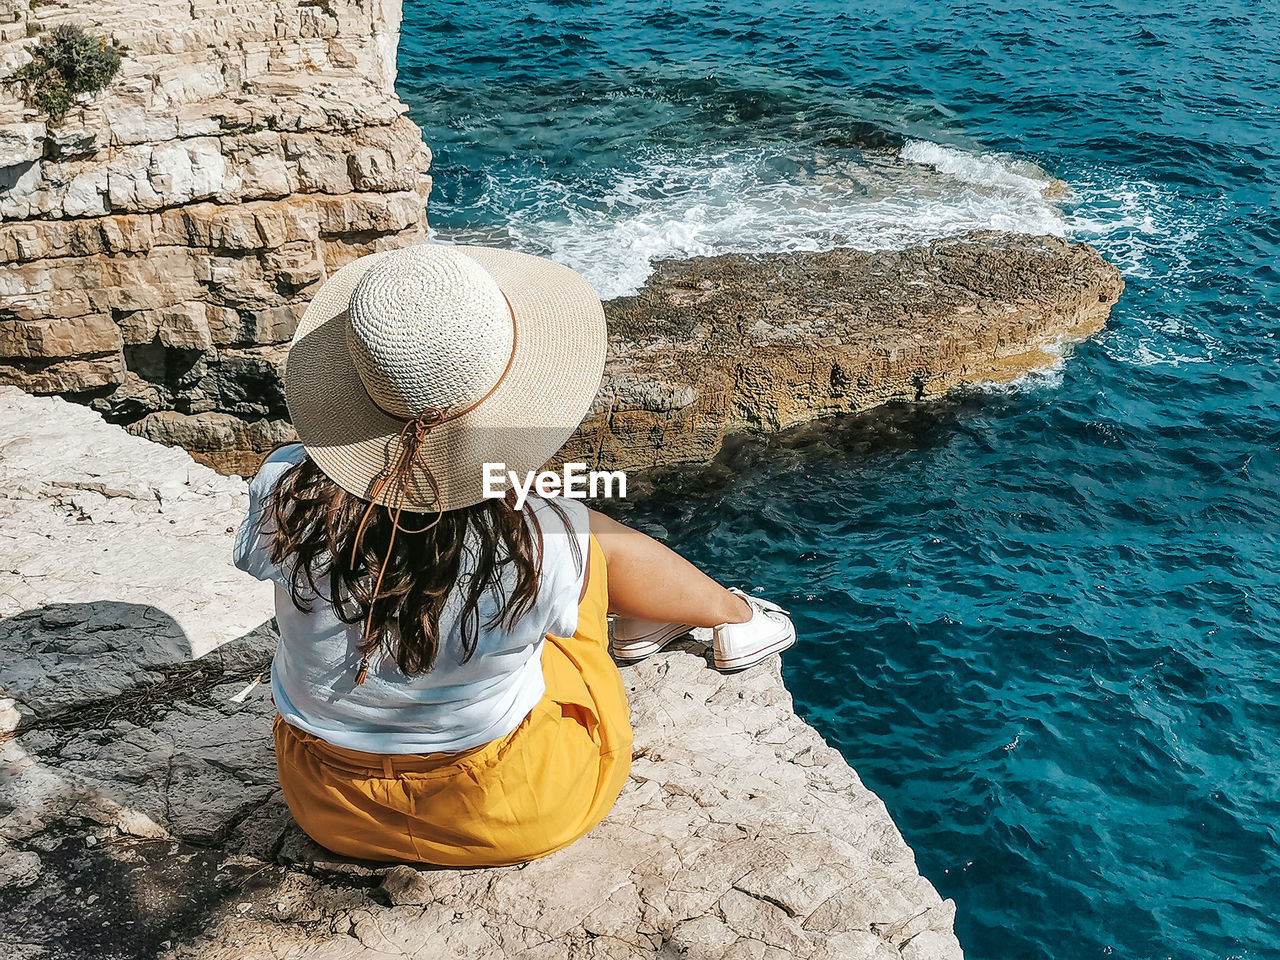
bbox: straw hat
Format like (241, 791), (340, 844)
(284, 244), (606, 513)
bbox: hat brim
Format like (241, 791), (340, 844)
(285, 245), (606, 512)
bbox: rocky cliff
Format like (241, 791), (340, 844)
(0, 0), (431, 467)
(0, 387), (964, 959)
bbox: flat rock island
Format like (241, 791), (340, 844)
(561, 234), (1122, 472)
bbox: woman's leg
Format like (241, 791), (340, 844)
(588, 508), (751, 627)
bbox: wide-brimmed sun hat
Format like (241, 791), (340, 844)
(285, 244), (606, 513)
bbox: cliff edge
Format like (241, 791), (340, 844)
(0, 387), (963, 958)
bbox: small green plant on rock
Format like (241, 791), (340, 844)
(299, 0), (337, 16)
(6, 23), (123, 121)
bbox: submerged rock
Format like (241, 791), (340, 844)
(0, 387), (964, 958)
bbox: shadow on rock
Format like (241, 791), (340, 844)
(0, 601), (967, 960)
(0, 601), (302, 960)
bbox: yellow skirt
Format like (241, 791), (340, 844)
(272, 533), (632, 866)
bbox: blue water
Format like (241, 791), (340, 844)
(397, 3), (1280, 957)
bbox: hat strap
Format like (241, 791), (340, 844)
(349, 416), (443, 684)
(348, 297), (519, 686)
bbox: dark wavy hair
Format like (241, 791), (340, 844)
(265, 453), (578, 677)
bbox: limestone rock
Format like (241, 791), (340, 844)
(0, 0), (430, 399)
(0, 314), (122, 359)
(0, 353), (125, 393)
(0, 388), (964, 957)
(558, 233), (1123, 471)
(0, 120), (43, 167)
(127, 410), (297, 476)
(0, 389), (271, 659)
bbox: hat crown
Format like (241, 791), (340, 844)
(346, 245), (513, 420)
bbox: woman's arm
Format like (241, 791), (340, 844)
(588, 509), (751, 627)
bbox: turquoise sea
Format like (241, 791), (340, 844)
(396, 3), (1280, 957)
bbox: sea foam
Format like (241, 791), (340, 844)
(433, 140), (1075, 299)
(433, 136), (1199, 375)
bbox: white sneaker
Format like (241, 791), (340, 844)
(609, 617), (694, 663)
(712, 589), (796, 672)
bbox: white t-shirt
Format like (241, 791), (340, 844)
(233, 444), (589, 755)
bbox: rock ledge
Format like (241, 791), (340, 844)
(0, 387), (963, 959)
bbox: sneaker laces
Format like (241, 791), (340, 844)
(729, 588), (790, 617)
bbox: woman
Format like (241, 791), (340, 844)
(233, 244), (796, 866)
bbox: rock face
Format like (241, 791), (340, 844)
(0, 0), (432, 475)
(0, 387), (964, 958)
